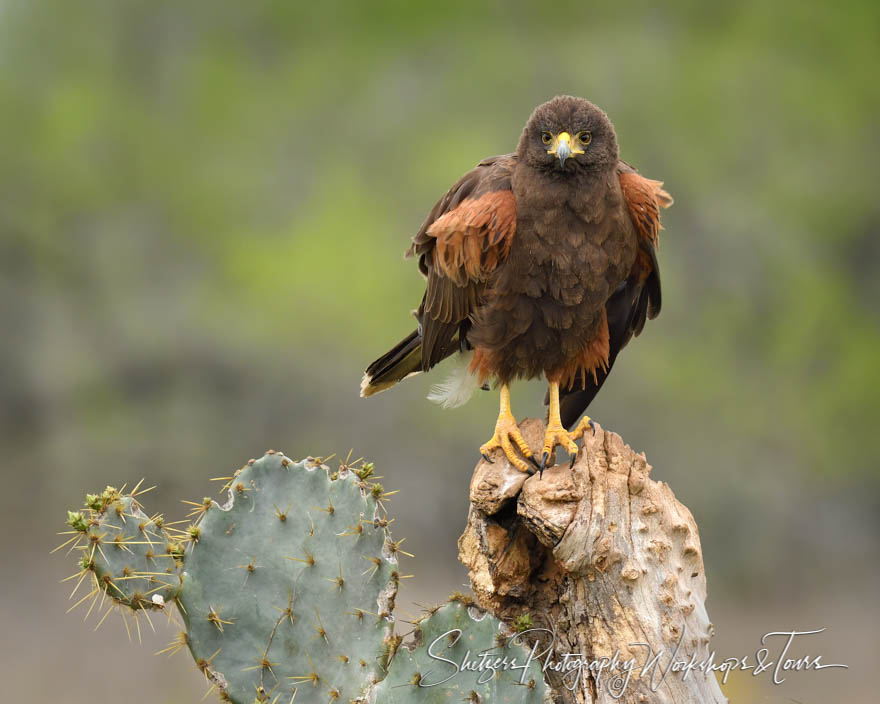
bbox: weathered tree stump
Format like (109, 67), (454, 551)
(458, 419), (727, 704)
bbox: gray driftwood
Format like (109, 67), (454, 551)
(458, 418), (727, 704)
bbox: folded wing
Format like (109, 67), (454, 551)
(361, 155), (518, 397)
(408, 154), (518, 370)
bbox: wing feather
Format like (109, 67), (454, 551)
(407, 154), (518, 372)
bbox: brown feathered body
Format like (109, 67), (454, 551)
(362, 96), (671, 429)
(469, 164), (636, 384)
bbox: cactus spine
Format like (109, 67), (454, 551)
(59, 452), (548, 703)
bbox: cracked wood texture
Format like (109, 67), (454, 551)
(458, 418), (727, 704)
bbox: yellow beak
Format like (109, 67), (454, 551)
(547, 131), (584, 167)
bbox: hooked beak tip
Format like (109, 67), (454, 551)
(553, 133), (572, 168)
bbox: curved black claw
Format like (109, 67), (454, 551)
(539, 451), (550, 472)
(569, 450), (579, 469)
(528, 454), (541, 470)
(481, 452), (494, 464)
(589, 419), (597, 435)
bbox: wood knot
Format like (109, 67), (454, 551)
(621, 565), (640, 581)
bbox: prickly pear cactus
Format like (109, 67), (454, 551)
(59, 452), (548, 703)
(62, 485), (181, 615)
(373, 598), (551, 703)
(177, 452), (398, 703)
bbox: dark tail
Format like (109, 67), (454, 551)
(360, 329), (423, 397)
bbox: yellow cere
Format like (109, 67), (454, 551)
(548, 131), (585, 156)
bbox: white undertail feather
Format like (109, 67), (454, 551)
(427, 350), (480, 409)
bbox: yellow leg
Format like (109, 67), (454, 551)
(479, 384), (536, 474)
(540, 381), (582, 470)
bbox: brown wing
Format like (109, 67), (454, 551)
(618, 161), (673, 334)
(407, 154), (517, 370)
(557, 161), (673, 428)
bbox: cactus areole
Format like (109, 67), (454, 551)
(60, 452), (549, 703)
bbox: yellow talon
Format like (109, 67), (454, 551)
(570, 414), (597, 441)
(540, 381), (582, 471)
(480, 384), (534, 474)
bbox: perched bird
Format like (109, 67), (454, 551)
(360, 96), (672, 473)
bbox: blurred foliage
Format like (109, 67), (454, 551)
(4, 1), (878, 701)
(3, 0), (878, 478)
(1, 2), (879, 700)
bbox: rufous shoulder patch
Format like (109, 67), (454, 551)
(619, 171), (672, 246)
(427, 190), (516, 286)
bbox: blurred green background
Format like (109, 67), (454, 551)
(3, 0), (877, 701)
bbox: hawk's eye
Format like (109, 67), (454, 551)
(541, 132), (553, 145)
(577, 131), (592, 145)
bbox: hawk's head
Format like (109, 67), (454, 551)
(518, 96), (618, 174)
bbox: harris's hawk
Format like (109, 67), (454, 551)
(360, 96), (672, 473)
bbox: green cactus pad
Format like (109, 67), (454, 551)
(372, 599), (551, 703)
(63, 485), (180, 613)
(176, 452), (398, 703)
(61, 455), (551, 703)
